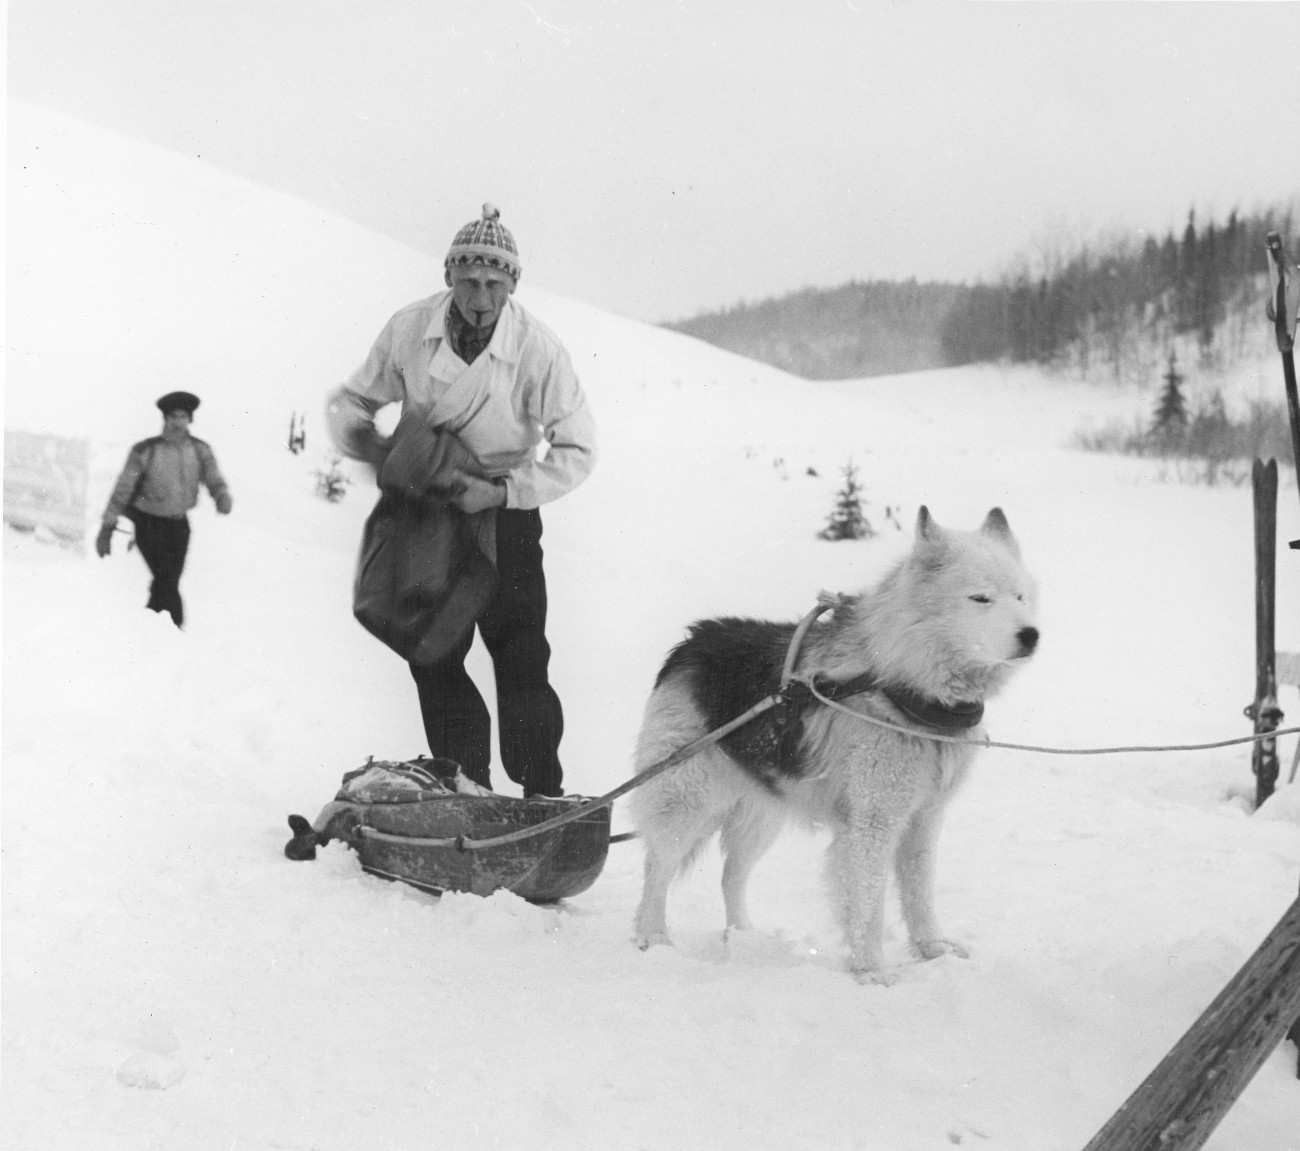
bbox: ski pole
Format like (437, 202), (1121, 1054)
(1264, 231), (1300, 547)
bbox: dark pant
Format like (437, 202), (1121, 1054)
(128, 509), (190, 627)
(409, 508), (565, 796)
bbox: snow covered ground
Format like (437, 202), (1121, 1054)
(5, 103), (1300, 1150)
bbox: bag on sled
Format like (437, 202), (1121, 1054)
(283, 756), (610, 903)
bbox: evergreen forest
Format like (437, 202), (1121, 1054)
(663, 205), (1298, 385)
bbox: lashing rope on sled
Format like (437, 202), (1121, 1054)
(366, 599), (1300, 854)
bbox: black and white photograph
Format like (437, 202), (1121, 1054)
(5, 3), (1300, 1148)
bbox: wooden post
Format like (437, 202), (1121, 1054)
(1248, 460), (1282, 808)
(1080, 895), (1300, 1150)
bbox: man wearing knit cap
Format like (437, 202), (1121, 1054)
(96, 391), (233, 628)
(327, 204), (596, 798)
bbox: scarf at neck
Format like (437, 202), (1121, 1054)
(446, 301), (497, 365)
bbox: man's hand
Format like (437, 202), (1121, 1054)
(346, 425), (392, 470)
(216, 493), (233, 515)
(450, 474), (508, 515)
(95, 523), (115, 558)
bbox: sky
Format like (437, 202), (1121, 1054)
(8, 1), (1300, 324)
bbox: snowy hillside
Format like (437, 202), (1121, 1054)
(4, 103), (1300, 1150)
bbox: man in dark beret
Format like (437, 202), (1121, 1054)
(96, 392), (232, 628)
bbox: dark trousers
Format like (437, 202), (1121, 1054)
(128, 509), (190, 627)
(409, 508), (565, 797)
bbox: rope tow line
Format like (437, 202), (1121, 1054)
(805, 680), (1300, 756)
(357, 602), (839, 853)
(356, 689), (788, 854)
(791, 596), (1300, 755)
(359, 599), (1300, 854)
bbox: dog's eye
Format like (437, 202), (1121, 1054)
(969, 594), (992, 604)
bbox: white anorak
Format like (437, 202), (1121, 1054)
(327, 292), (596, 510)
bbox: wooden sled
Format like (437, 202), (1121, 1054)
(285, 757), (611, 903)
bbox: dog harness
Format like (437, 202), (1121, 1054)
(770, 600), (986, 778)
(780, 671), (984, 735)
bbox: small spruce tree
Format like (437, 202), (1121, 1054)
(313, 453), (350, 503)
(819, 461), (874, 541)
(1150, 350), (1188, 447)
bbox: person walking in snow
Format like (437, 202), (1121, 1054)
(327, 204), (596, 798)
(96, 391), (233, 628)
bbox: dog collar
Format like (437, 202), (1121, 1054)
(801, 672), (984, 732)
(880, 685), (984, 731)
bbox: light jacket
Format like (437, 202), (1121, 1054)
(102, 435), (231, 525)
(326, 292), (596, 510)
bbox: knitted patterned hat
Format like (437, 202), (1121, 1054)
(444, 203), (521, 280)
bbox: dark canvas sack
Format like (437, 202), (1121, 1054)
(351, 415), (497, 666)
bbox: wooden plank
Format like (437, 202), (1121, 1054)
(1081, 896), (1300, 1150)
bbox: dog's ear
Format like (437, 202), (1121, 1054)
(980, 507), (1021, 558)
(914, 506), (949, 570)
(915, 505), (942, 543)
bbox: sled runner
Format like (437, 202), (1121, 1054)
(284, 757), (610, 903)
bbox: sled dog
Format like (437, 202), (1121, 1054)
(629, 507), (1038, 982)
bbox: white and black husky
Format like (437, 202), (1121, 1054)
(629, 507), (1039, 982)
